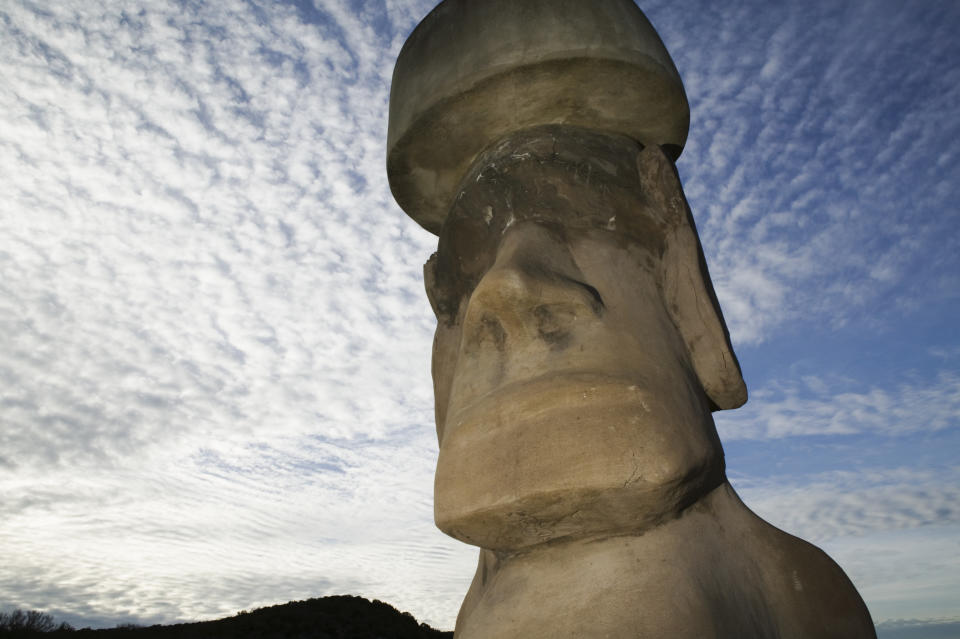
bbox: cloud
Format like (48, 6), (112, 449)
(929, 346), (960, 361)
(733, 467), (960, 543)
(643, 0), (960, 345)
(876, 618), (960, 639)
(0, 0), (476, 629)
(716, 371), (960, 440)
(0, 0), (437, 465)
(0, 424), (477, 628)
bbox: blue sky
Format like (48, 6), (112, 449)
(0, 0), (957, 635)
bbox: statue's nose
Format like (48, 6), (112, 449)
(460, 223), (604, 352)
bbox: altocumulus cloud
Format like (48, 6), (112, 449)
(0, 0), (474, 629)
(876, 619), (960, 639)
(717, 372), (960, 440)
(1, 0), (959, 631)
(645, 0), (960, 346)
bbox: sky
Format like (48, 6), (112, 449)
(0, 0), (958, 635)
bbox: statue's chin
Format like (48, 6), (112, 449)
(434, 375), (725, 550)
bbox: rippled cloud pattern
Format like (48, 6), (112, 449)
(1, 0), (958, 632)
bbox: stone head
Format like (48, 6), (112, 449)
(424, 125), (746, 549)
(386, 0), (746, 551)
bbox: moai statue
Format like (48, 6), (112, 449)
(387, 1), (876, 637)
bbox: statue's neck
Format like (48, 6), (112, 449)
(454, 482), (767, 639)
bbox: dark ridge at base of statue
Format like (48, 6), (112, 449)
(387, 1), (876, 638)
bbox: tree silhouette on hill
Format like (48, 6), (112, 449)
(0, 609), (73, 635)
(0, 596), (451, 639)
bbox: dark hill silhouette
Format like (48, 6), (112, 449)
(0, 596), (452, 639)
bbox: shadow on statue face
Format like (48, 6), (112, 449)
(423, 127), (743, 549)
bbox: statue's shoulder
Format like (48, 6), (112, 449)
(761, 531), (876, 638)
(713, 484), (877, 639)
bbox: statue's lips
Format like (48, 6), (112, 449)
(442, 372), (657, 444)
(434, 370), (721, 549)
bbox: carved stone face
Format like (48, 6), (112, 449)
(425, 126), (744, 550)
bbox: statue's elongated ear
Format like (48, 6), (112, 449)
(637, 145), (747, 410)
(424, 252), (443, 319)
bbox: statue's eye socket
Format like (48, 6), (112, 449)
(433, 188), (648, 322)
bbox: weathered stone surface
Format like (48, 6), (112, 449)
(387, 1), (876, 637)
(428, 128), (744, 551)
